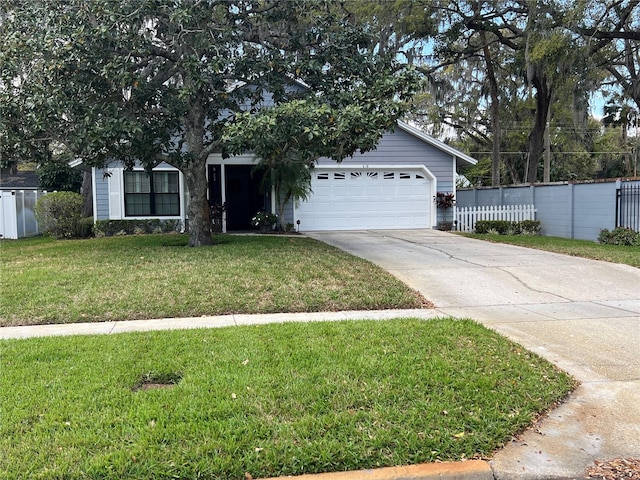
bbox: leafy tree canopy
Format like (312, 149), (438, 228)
(0, 0), (419, 246)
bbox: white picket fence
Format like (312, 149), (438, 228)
(455, 204), (536, 232)
(0, 190), (48, 239)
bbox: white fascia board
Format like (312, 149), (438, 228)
(207, 153), (259, 165)
(68, 158), (84, 168)
(226, 77), (310, 93)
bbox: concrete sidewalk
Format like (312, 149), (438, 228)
(0, 309), (442, 340)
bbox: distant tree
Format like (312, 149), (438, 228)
(555, 1), (640, 110)
(602, 101), (638, 176)
(37, 155), (83, 193)
(404, 0), (601, 184)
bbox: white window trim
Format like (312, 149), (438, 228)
(120, 168), (184, 220)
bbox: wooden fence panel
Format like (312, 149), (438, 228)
(455, 205), (536, 232)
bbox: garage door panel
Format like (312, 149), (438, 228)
(297, 168), (432, 231)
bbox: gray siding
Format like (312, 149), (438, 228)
(457, 180), (634, 241)
(316, 127), (455, 192)
(281, 198), (295, 227)
(232, 82), (308, 112)
(274, 190), (295, 227)
(95, 168), (110, 220)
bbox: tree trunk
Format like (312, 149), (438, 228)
(81, 170), (93, 217)
(183, 160), (213, 247)
(505, 155), (521, 184)
(480, 31), (501, 188)
(182, 101), (213, 247)
(622, 123), (631, 175)
(527, 72), (552, 183)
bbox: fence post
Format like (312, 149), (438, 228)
(568, 183), (575, 239)
(19, 190), (26, 238)
(615, 180), (621, 228)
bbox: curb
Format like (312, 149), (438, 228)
(262, 461), (493, 480)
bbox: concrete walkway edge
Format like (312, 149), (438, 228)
(262, 461), (493, 480)
(0, 309), (444, 339)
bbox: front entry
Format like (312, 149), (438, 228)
(209, 164), (267, 231)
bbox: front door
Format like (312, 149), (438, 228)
(224, 165), (265, 231)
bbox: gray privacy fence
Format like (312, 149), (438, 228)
(0, 190), (47, 239)
(456, 179), (640, 241)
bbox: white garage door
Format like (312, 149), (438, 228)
(295, 168), (432, 231)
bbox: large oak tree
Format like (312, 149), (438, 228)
(0, 0), (418, 246)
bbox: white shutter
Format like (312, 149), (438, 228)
(108, 168), (123, 219)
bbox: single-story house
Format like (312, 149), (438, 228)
(91, 121), (477, 232)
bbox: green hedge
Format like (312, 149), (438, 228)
(598, 227), (640, 246)
(474, 220), (541, 235)
(34, 191), (93, 239)
(94, 219), (182, 237)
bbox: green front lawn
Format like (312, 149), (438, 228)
(461, 233), (640, 268)
(0, 234), (424, 326)
(0, 319), (575, 480)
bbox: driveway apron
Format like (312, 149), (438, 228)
(306, 229), (640, 480)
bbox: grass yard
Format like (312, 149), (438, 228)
(461, 233), (640, 268)
(0, 319), (575, 480)
(0, 234), (424, 326)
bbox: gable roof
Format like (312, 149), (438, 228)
(396, 121), (477, 168)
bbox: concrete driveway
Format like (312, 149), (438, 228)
(307, 229), (640, 480)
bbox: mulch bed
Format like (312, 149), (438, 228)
(587, 458), (640, 479)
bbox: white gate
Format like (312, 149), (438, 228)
(0, 190), (48, 239)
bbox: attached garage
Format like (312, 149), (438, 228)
(295, 166), (435, 231)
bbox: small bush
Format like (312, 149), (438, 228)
(94, 219), (182, 237)
(76, 217), (95, 238)
(34, 191), (91, 239)
(475, 220), (511, 234)
(598, 227), (640, 246)
(474, 220), (541, 236)
(519, 220), (542, 235)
